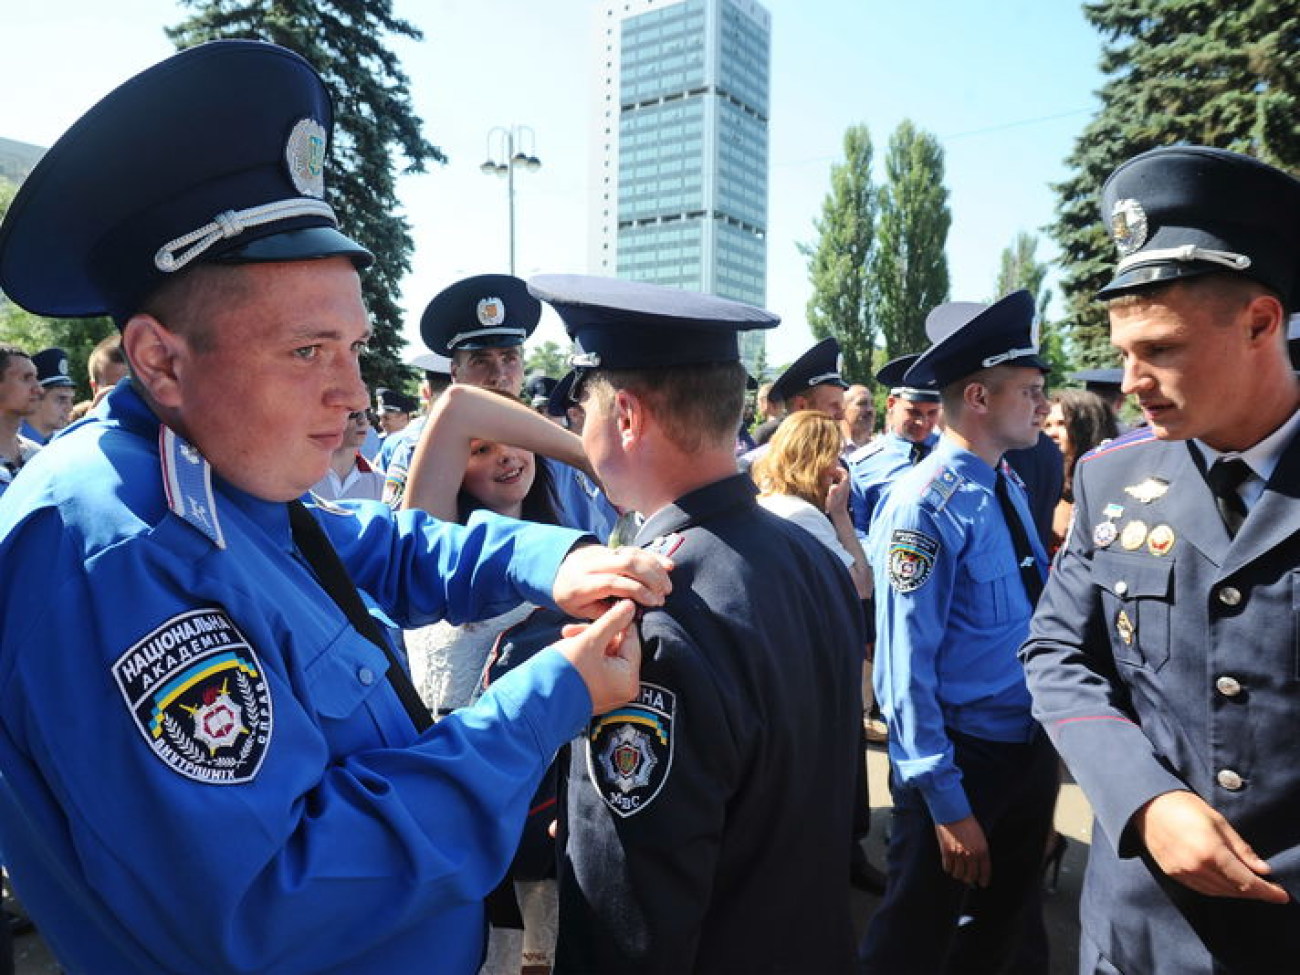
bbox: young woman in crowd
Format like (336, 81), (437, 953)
(400, 383), (594, 975)
(1043, 389), (1119, 553)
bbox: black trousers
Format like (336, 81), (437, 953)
(859, 727), (1058, 975)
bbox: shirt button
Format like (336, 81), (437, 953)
(1215, 675), (1243, 697)
(1218, 586), (1242, 607)
(1217, 768), (1244, 791)
(358, 667), (376, 686)
(1114, 580), (1129, 597)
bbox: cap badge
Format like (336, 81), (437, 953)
(477, 297), (506, 327)
(285, 118), (327, 198)
(1110, 198), (1148, 256)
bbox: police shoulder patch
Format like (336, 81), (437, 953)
(586, 682), (675, 818)
(112, 608), (273, 785)
(887, 528), (940, 593)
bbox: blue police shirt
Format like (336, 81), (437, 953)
(848, 431), (939, 540)
(870, 435), (1046, 824)
(0, 382), (594, 974)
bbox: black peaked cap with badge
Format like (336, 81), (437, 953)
(528, 274), (778, 374)
(903, 290), (1047, 390)
(420, 274), (540, 356)
(769, 337), (848, 403)
(374, 388), (417, 415)
(31, 348), (75, 388)
(1097, 145), (1300, 306)
(524, 373), (558, 408)
(0, 41), (372, 327)
(876, 353), (939, 403)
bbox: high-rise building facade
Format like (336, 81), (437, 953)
(590, 0), (770, 368)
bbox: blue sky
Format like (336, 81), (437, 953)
(1, 0), (1105, 368)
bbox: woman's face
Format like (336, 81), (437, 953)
(462, 440), (535, 517)
(1044, 402), (1072, 458)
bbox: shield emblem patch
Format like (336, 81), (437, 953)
(586, 682), (675, 818)
(112, 608), (273, 785)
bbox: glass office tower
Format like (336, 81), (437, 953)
(591, 0), (770, 370)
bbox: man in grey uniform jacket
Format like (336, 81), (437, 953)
(1021, 145), (1300, 973)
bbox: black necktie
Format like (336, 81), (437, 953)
(995, 471), (1044, 605)
(1206, 457), (1251, 539)
(909, 441), (930, 465)
(287, 500), (432, 732)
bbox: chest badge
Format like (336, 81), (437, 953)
(1147, 524), (1176, 557)
(1120, 520), (1148, 551)
(1124, 478), (1169, 504)
(1116, 609), (1135, 646)
(1093, 521), (1118, 549)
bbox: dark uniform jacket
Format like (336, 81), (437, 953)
(556, 474), (864, 974)
(1022, 426), (1300, 973)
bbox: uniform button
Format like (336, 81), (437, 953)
(1217, 768), (1244, 791)
(1114, 580), (1129, 597)
(1218, 586), (1242, 607)
(358, 667), (376, 686)
(1215, 675), (1243, 697)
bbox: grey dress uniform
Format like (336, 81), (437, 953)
(1022, 424), (1300, 973)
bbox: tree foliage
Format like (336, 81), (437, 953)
(524, 339), (571, 381)
(799, 124), (876, 384)
(1051, 0), (1300, 366)
(872, 120), (951, 361)
(0, 180), (114, 401)
(167, 0), (445, 392)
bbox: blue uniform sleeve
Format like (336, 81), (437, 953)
(871, 499), (971, 824)
(1019, 465), (1187, 852)
(0, 502), (594, 973)
(319, 500), (589, 628)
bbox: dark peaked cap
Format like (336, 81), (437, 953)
(1070, 368), (1124, 393)
(31, 348), (75, 388)
(903, 290), (1048, 390)
(1097, 145), (1300, 305)
(875, 353), (939, 402)
(528, 274), (777, 370)
(0, 40), (371, 325)
(420, 274), (540, 356)
(769, 337), (848, 403)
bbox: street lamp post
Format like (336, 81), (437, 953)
(480, 125), (541, 276)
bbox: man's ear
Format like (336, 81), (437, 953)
(121, 314), (187, 409)
(962, 379), (990, 415)
(613, 387), (645, 449)
(1242, 291), (1285, 346)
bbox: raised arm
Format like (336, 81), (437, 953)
(401, 383), (595, 519)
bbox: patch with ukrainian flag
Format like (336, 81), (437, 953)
(586, 682), (675, 818)
(113, 608), (272, 785)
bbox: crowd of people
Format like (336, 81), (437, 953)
(2, 38), (1300, 975)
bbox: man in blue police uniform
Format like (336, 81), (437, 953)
(859, 290), (1058, 974)
(20, 348), (77, 446)
(846, 354), (942, 540)
(372, 385), (417, 471)
(739, 335), (849, 471)
(529, 274), (865, 973)
(0, 42), (673, 975)
(1021, 146), (1300, 974)
(387, 274), (619, 540)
